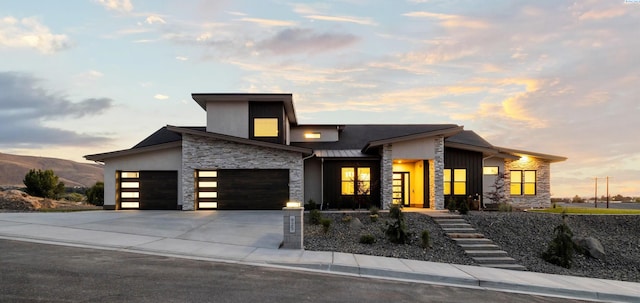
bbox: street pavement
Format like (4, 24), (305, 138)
(0, 210), (638, 302)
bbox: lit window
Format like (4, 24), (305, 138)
(198, 192), (218, 198)
(198, 171), (217, 178)
(341, 167), (371, 195)
(198, 181), (217, 188)
(198, 202), (218, 209)
(358, 168), (371, 195)
(510, 170), (523, 195)
(121, 202), (140, 208)
(121, 182), (139, 189)
(304, 132), (321, 139)
(524, 171), (536, 195)
(254, 118), (278, 137)
(341, 167), (355, 195)
(121, 192), (139, 198)
(443, 169), (451, 195)
(121, 172), (139, 178)
(483, 166), (499, 175)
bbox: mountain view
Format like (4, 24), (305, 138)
(0, 152), (103, 188)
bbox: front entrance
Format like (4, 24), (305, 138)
(392, 172), (410, 207)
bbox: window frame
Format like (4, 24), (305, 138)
(341, 167), (371, 196)
(253, 118), (279, 137)
(510, 170), (537, 196)
(443, 168), (466, 195)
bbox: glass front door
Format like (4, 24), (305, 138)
(392, 172), (410, 207)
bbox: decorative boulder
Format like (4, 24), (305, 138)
(349, 217), (364, 229)
(573, 236), (605, 259)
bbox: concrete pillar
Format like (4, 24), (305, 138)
(282, 206), (303, 249)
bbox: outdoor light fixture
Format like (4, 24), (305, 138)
(286, 201), (302, 208)
(304, 132), (321, 139)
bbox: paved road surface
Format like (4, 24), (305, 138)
(0, 239), (589, 303)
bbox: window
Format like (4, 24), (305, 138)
(196, 170), (218, 209)
(510, 170), (536, 195)
(119, 171), (139, 209)
(443, 168), (466, 195)
(341, 167), (371, 195)
(483, 166), (499, 175)
(253, 118), (278, 137)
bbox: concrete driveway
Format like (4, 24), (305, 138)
(0, 210), (284, 249)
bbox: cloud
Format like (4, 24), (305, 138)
(257, 28), (358, 55)
(237, 17), (296, 27)
(145, 15), (166, 24)
(0, 72), (113, 146)
(154, 94), (169, 100)
(303, 14), (377, 26)
(403, 11), (489, 28)
(0, 16), (70, 54)
(175, 56), (188, 61)
(96, 0), (133, 13)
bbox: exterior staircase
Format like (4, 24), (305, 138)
(428, 212), (527, 271)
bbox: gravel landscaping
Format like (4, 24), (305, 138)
(304, 210), (640, 283)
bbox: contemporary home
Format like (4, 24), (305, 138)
(85, 93), (566, 211)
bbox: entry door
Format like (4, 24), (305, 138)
(392, 172), (410, 207)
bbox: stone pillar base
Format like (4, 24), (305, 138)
(282, 207), (303, 249)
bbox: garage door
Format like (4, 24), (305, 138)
(217, 169), (289, 210)
(119, 171), (178, 210)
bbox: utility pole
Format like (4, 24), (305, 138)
(606, 176), (610, 209)
(594, 177), (598, 208)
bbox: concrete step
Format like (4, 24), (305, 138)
(472, 256), (518, 264)
(459, 243), (501, 251)
(480, 264), (527, 271)
(465, 250), (509, 258)
(442, 228), (478, 233)
(438, 223), (472, 228)
(452, 238), (494, 245)
(428, 214), (463, 220)
(446, 233), (485, 238)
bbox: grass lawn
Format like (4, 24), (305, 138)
(529, 207), (640, 215)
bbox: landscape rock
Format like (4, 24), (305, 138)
(349, 217), (364, 229)
(573, 236), (606, 260)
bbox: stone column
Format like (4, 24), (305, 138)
(282, 206), (303, 249)
(434, 136), (445, 210)
(381, 144), (393, 210)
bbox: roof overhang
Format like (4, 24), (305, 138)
(167, 125), (312, 155)
(444, 141), (499, 156)
(314, 149), (379, 159)
(495, 146), (568, 163)
(84, 141), (181, 162)
(362, 126), (464, 153)
(191, 93), (298, 125)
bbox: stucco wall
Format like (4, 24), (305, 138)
(482, 157), (506, 203)
(506, 157), (552, 208)
(290, 125), (340, 142)
(181, 134), (304, 210)
(303, 157), (322, 205)
(206, 101), (249, 137)
(392, 138), (436, 160)
(102, 147), (182, 208)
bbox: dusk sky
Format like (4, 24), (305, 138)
(1, 0), (639, 198)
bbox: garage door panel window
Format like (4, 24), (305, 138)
(118, 171), (140, 209)
(196, 170), (218, 209)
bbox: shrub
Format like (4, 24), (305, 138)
(23, 169), (65, 199)
(385, 205), (410, 244)
(369, 206), (379, 216)
(86, 182), (104, 206)
(542, 212), (575, 268)
(320, 218), (332, 233)
(458, 197), (469, 215)
(341, 215), (352, 223)
(305, 199), (318, 210)
(64, 192), (85, 202)
(421, 230), (431, 249)
(359, 234), (376, 244)
(309, 209), (322, 225)
(369, 214), (379, 222)
(446, 197), (457, 212)
(498, 202), (513, 212)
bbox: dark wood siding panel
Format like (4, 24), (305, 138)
(217, 169), (289, 210)
(139, 171), (178, 210)
(249, 102), (284, 144)
(444, 147), (483, 199)
(322, 160), (381, 209)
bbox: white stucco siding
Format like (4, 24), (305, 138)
(392, 138), (436, 160)
(303, 158), (322, 205)
(206, 101), (249, 137)
(482, 157), (506, 202)
(290, 126), (339, 142)
(102, 147), (182, 208)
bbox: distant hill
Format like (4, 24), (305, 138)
(0, 152), (103, 188)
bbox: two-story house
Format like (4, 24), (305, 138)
(85, 93), (566, 211)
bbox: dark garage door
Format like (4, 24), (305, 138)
(139, 171), (178, 210)
(217, 169), (289, 210)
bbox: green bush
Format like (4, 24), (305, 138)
(369, 214), (379, 222)
(458, 198), (469, 215)
(23, 169), (65, 199)
(309, 209), (322, 225)
(359, 234), (376, 244)
(320, 218), (332, 233)
(446, 197), (457, 212)
(498, 202), (513, 212)
(305, 199), (318, 210)
(341, 215), (352, 223)
(86, 182), (104, 206)
(369, 206), (379, 216)
(385, 205), (410, 244)
(541, 212), (575, 268)
(421, 230), (431, 249)
(64, 192), (85, 202)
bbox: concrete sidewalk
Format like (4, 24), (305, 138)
(0, 211), (638, 302)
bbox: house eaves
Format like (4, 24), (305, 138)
(191, 93), (298, 125)
(444, 141), (499, 155)
(84, 141), (182, 162)
(496, 146), (567, 163)
(166, 125), (312, 155)
(362, 126), (464, 153)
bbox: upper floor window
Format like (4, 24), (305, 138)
(510, 170), (536, 195)
(253, 118), (278, 137)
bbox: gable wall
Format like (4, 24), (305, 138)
(206, 101), (249, 137)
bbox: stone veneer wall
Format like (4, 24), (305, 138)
(505, 157), (551, 208)
(181, 134), (304, 210)
(381, 144), (393, 210)
(433, 136), (445, 210)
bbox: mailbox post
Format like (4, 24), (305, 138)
(282, 202), (303, 249)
